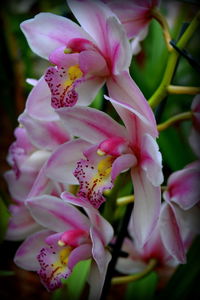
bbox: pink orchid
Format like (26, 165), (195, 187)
(160, 162), (200, 263)
(189, 94), (200, 157)
(45, 105), (163, 247)
(14, 194), (113, 300)
(117, 179), (200, 282)
(20, 0), (132, 109)
(4, 125), (67, 241)
(103, 0), (159, 39)
(117, 224), (177, 284)
(4, 78), (71, 240)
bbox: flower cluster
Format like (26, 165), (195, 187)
(4, 1), (200, 299)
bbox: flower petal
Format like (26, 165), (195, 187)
(68, 0), (114, 50)
(57, 106), (127, 144)
(61, 192), (114, 245)
(88, 227), (111, 300)
(19, 111), (70, 151)
(4, 169), (38, 202)
(111, 153), (137, 182)
(14, 229), (52, 271)
(129, 167), (161, 247)
(6, 204), (41, 241)
(166, 161), (200, 209)
(141, 134), (163, 186)
(25, 76), (58, 121)
(46, 139), (91, 185)
(68, 243), (92, 270)
(20, 12), (92, 59)
(106, 72), (158, 138)
(26, 195), (90, 232)
(159, 203), (186, 263)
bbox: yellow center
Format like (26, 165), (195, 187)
(52, 246), (72, 275)
(64, 65), (83, 87)
(97, 156), (113, 177)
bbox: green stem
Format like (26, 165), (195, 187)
(148, 11), (200, 109)
(167, 85), (200, 95)
(151, 9), (173, 52)
(157, 111), (192, 132)
(112, 259), (157, 285)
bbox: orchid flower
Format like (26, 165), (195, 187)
(189, 94), (200, 158)
(160, 161), (200, 263)
(4, 125), (67, 241)
(20, 0), (132, 109)
(116, 224), (178, 284)
(14, 194), (113, 300)
(103, 0), (158, 39)
(43, 105), (163, 247)
(117, 168), (200, 282)
(4, 78), (71, 240)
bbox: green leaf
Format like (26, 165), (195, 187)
(65, 259), (91, 299)
(158, 125), (196, 172)
(0, 198), (10, 242)
(0, 270), (14, 276)
(125, 272), (158, 300)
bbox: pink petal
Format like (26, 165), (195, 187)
(46, 139), (91, 185)
(26, 195), (90, 232)
(49, 49), (79, 68)
(6, 204), (41, 241)
(61, 192), (114, 245)
(68, 243), (92, 270)
(106, 72), (158, 138)
(20, 12), (92, 59)
(105, 0), (157, 38)
(14, 229), (52, 271)
(129, 167), (161, 247)
(167, 161), (200, 209)
(111, 153), (137, 182)
(88, 228), (111, 300)
(72, 75), (105, 106)
(19, 112), (70, 151)
(159, 203), (186, 263)
(25, 76), (58, 121)
(79, 50), (108, 75)
(141, 134), (163, 186)
(173, 205), (200, 248)
(57, 106), (127, 144)
(105, 16), (132, 74)
(4, 169), (38, 202)
(68, 0), (114, 51)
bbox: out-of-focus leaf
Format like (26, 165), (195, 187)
(0, 271), (14, 276)
(90, 88), (104, 110)
(0, 198), (10, 242)
(65, 259), (91, 299)
(157, 236), (200, 300)
(131, 20), (168, 99)
(125, 272), (158, 300)
(158, 125), (196, 172)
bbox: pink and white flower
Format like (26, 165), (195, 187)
(160, 162), (200, 262)
(44, 104), (163, 247)
(103, 0), (159, 39)
(14, 194), (113, 300)
(20, 0), (132, 109)
(4, 79), (71, 241)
